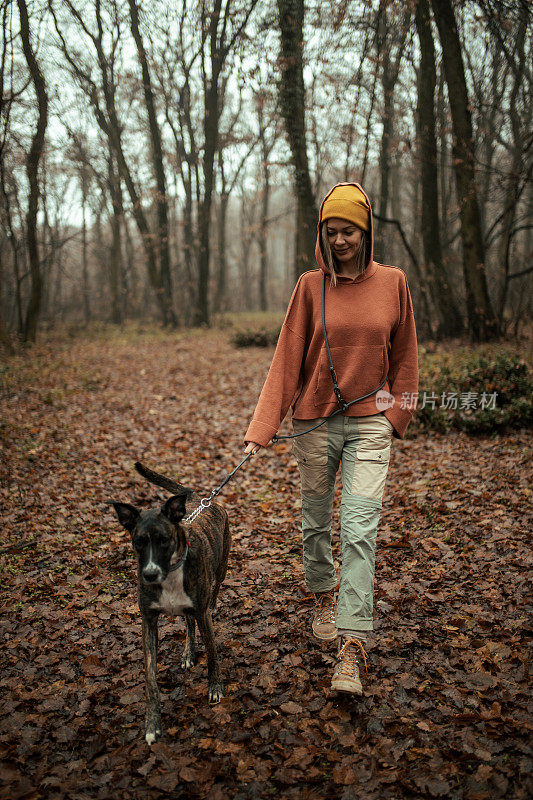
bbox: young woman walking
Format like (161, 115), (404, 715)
(243, 183), (419, 694)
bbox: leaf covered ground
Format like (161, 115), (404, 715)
(1, 327), (531, 799)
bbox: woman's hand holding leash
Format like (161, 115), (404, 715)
(244, 442), (264, 455)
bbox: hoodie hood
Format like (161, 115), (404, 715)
(315, 182), (375, 282)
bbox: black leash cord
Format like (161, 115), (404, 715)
(184, 449), (257, 522)
(211, 450), (255, 498)
(271, 375), (388, 442)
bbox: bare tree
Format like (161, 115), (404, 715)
(50, 0), (175, 325)
(489, 1), (531, 323)
(431, 0), (500, 341)
(373, 1), (411, 263)
(17, 0), (48, 342)
(214, 71), (259, 313)
(128, 0), (176, 325)
(277, 0), (317, 279)
(255, 83), (278, 311)
(154, 18), (201, 322)
(195, 0), (260, 325)
(415, 0), (463, 338)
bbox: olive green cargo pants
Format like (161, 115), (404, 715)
(292, 412), (394, 632)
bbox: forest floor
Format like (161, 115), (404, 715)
(1, 325), (531, 800)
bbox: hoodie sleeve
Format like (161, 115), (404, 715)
(383, 273), (419, 439)
(244, 276), (309, 447)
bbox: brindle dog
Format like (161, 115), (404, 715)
(110, 462), (231, 744)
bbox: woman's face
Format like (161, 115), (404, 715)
(325, 218), (363, 265)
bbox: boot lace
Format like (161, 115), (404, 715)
(315, 592), (335, 624)
(337, 637), (368, 676)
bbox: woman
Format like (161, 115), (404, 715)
(243, 183), (419, 695)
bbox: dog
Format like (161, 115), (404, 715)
(109, 461), (231, 744)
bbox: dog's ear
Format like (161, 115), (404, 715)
(161, 492), (190, 527)
(108, 502), (140, 533)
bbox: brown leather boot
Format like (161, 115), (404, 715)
(330, 637), (368, 695)
(312, 590), (337, 641)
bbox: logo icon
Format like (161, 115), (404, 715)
(375, 390), (395, 411)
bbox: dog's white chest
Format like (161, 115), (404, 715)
(151, 565), (194, 616)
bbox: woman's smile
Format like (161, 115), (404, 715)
(326, 218), (364, 272)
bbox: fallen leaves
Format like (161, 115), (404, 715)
(0, 328), (531, 799)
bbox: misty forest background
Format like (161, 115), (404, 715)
(0, 0), (531, 347)
(1, 3), (532, 797)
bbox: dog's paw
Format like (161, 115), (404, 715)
(208, 683), (224, 704)
(145, 728), (161, 745)
(181, 653), (196, 670)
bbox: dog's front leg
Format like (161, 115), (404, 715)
(142, 612), (161, 744)
(196, 610), (224, 703)
(181, 614), (197, 669)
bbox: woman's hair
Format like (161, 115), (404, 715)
(320, 221), (368, 287)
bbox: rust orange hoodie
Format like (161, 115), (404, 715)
(244, 182), (419, 447)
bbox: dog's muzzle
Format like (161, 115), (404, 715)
(142, 564), (163, 584)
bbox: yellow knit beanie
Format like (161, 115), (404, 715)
(321, 185), (370, 232)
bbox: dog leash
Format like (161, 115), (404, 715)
(186, 272), (389, 522)
(183, 451), (256, 524)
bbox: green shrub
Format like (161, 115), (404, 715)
(231, 328), (281, 348)
(417, 350), (532, 434)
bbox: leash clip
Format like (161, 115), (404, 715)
(333, 384), (348, 411)
(183, 496), (212, 525)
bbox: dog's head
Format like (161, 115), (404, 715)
(109, 491), (191, 585)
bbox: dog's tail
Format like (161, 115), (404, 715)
(134, 462), (193, 497)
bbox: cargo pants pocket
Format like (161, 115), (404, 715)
(291, 419), (330, 498)
(350, 444), (391, 501)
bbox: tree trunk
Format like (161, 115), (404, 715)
(431, 0), (499, 341)
(436, 68), (449, 239)
(107, 151), (123, 324)
(415, 0), (463, 338)
(0, 160), (23, 334)
(196, 72), (219, 326)
(165, 82), (199, 321)
(496, 2), (529, 323)
(51, 238), (63, 321)
(128, 0), (176, 326)
(0, 253), (14, 353)
(277, 0), (317, 279)
(115, 172), (132, 317)
(258, 162), (270, 312)
(18, 0), (48, 342)
(214, 149), (229, 314)
(80, 168), (91, 323)
(361, 67), (378, 187)
(195, 0), (227, 327)
(375, 3), (410, 263)
(479, 47), (503, 230)
(50, 0), (172, 326)
(240, 189), (253, 310)
(256, 92), (271, 311)
(122, 213), (138, 314)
